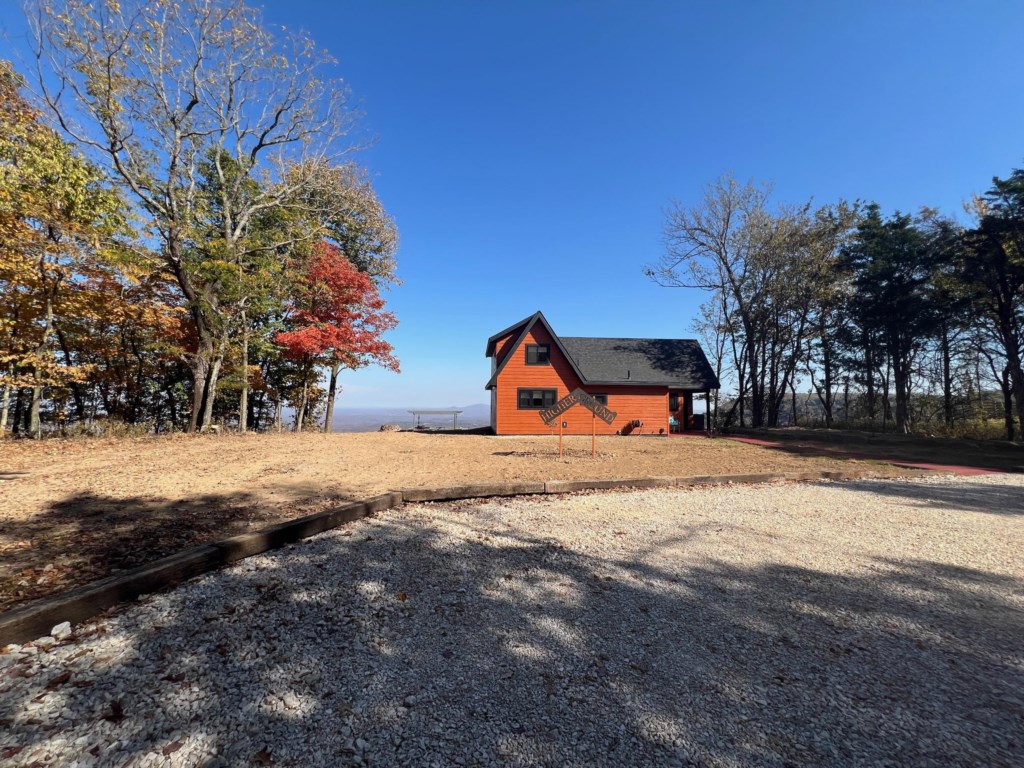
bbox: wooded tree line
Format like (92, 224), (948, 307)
(647, 171), (1024, 440)
(1, 0), (399, 438)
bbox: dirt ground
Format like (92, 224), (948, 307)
(0, 431), (904, 613)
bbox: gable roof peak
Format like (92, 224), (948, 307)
(484, 310), (551, 357)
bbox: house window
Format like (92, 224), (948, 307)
(525, 344), (550, 365)
(669, 393), (680, 411)
(518, 388), (557, 409)
(591, 394), (608, 405)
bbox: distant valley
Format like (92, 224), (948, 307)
(330, 403), (490, 433)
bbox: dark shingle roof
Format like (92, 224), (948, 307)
(483, 311), (719, 390)
(560, 337), (720, 389)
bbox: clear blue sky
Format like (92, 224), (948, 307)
(3, 1), (1023, 407)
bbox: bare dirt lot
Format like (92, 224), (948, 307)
(0, 432), (900, 612)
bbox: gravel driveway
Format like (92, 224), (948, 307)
(1, 475), (1021, 767)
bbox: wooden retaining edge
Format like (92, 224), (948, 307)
(398, 482), (546, 502)
(400, 468), (888, 502)
(0, 468), (892, 646)
(0, 492), (402, 648)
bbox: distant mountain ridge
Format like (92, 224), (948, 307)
(330, 403), (490, 433)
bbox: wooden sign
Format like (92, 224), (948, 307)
(540, 388), (617, 426)
(571, 389), (617, 425)
(540, 388), (618, 458)
(539, 392), (578, 425)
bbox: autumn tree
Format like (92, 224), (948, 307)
(275, 242), (398, 432)
(0, 60), (131, 436)
(30, 0), (365, 431)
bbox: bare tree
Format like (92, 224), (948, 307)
(29, 0), (362, 431)
(646, 174), (811, 428)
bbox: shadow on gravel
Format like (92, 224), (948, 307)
(0, 484), (363, 612)
(843, 479), (1024, 520)
(847, 478), (1024, 516)
(1, 496), (1022, 767)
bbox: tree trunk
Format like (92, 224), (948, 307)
(1001, 366), (1015, 441)
(200, 343), (226, 432)
(881, 358), (893, 432)
(250, 388), (261, 432)
(171, 244), (220, 433)
(189, 350), (212, 432)
(295, 380), (309, 432)
(239, 316), (249, 433)
(11, 389), (27, 435)
(940, 322), (953, 427)
(0, 381), (9, 433)
(893, 366), (910, 434)
(29, 382), (43, 438)
(864, 336), (877, 423)
(822, 335), (834, 428)
(324, 360), (341, 433)
(745, 320), (763, 428)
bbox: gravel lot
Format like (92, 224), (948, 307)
(1, 474), (1021, 767)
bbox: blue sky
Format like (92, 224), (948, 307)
(3, 1), (1023, 407)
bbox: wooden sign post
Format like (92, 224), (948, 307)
(539, 388), (617, 458)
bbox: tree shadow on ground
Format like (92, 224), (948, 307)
(840, 477), (1024, 516)
(726, 430), (1024, 473)
(1, 493), (1021, 767)
(0, 484), (365, 612)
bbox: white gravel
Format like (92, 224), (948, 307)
(0, 474), (1021, 767)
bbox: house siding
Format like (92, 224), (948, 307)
(493, 325), (672, 435)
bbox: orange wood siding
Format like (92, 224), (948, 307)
(493, 325), (671, 435)
(493, 332), (518, 367)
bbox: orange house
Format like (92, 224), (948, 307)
(485, 311), (720, 435)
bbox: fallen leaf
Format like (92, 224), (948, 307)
(396, 592), (407, 602)
(162, 672), (186, 683)
(45, 671), (72, 690)
(254, 747), (273, 765)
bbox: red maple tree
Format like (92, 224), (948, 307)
(276, 241), (399, 430)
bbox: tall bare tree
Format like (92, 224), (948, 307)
(646, 174), (811, 428)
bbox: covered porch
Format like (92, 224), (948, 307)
(668, 389), (713, 433)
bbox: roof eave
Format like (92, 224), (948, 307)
(485, 311), (543, 357)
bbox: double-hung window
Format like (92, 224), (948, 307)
(525, 344), (550, 365)
(518, 388), (557, 409)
